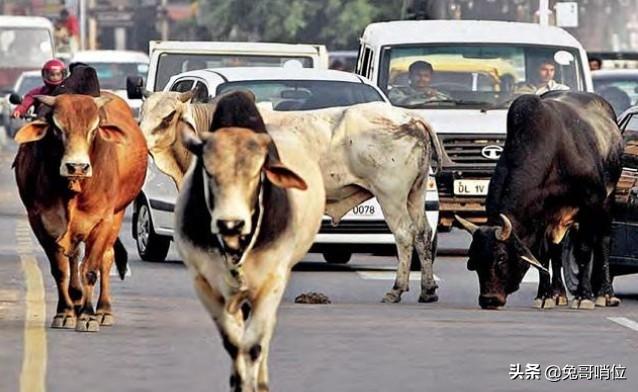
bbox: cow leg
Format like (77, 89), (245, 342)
(549, 242), (568, 306)
(69, 244), (83, 315)
(76, 219), (114, 332)
(571, 227), (595, 310)
(97, 212), (125, 326)
(376, 193), (415, 303)
(593, 234), (621, 307)
(193, 275), (246, 391)
(28, 215), (76, 329)
(242, 272), (288, 392)
(405, 178), (437, 303)
(533, 243), (554, 309)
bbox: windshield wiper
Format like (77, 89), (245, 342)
(401, 99), (495, 109)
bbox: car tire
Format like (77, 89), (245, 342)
(323, 250), (351, 264)
(411, 233), (438, 271)
(134, 202), (171, 262)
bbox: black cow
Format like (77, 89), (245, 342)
(457, 91), (623, 310)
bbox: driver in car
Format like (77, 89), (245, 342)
(388, 60), (451, 105)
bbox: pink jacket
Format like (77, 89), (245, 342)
(12, 84), (56, 117)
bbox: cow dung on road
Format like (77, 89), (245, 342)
(294, 292), (331, 304)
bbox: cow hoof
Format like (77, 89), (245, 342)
(555, 295), (568, 306)
(51, 314), (76, 329)
(76, 316), (100, 332)
(97, 313), (114, 326)
(381, 291), (401, 304)
(418, 293), (439, 303)
(595, 295), (621, 307)
(570, 298), (595, 310)
(533, 298), (555, 309)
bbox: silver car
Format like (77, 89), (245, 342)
(132, 67), (440, 265)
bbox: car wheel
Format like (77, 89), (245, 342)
(134, 202), (171, 262)
(411, 233), (438, 271)
(323, 250), (351, 264)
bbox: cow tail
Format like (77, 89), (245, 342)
(114, 237), (128, 280)
(417, 119), (443, 176)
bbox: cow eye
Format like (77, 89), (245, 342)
(161, 111), (176, 127)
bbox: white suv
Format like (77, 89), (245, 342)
(132, 67), (439, 264)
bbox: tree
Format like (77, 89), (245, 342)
(198, 0), (405, 50)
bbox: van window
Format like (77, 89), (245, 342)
(155, 53), (313, 91)
(170, 79), (194, 92)
(381, 44), (584, 109)
(360, 47), (372, 78)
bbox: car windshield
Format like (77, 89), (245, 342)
(155, 53), (313, 91)
(17, 75), (41, 96)
(92, 62), (149, 90)
(593, 75), (638, 115)
(381, 44), (584, 109)
(0, 27), (53, 68)
(217, 80), (385, 110)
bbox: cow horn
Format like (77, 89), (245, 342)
(178, 90), (194, 103)
(495, 213), (512, 241)
(521, 255), (550, 275)
(94, 96), (112, 109)
(455, 215), (478, 234)
(142, 89), (152, 99)
(34, 95), (57, 107)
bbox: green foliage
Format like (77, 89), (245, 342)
(198, 0), (405, 50)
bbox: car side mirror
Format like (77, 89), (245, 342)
(126, 75), (145, 100)
(9, 92), (22, 105)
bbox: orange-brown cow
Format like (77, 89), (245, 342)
(13, 92), (147, 332)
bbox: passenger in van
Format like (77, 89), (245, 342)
(388, 60), (451, 104)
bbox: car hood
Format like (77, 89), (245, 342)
(406, 108), (507, 134)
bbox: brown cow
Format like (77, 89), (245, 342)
(13, 92), (147, 332)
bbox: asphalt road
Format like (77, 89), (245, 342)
(1, 140), (638, 392)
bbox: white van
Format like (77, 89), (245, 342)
(0, 16), (55, 93)
(357, 20), (592, 229)
(128, 41), (328, 97)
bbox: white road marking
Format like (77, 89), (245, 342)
(357, 271), (440, 282)
(607, 317), (638, 332)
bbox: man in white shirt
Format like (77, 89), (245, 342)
(535, 59), (569, 95)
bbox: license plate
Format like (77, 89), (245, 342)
(351, 204), (377, 216)
(454, 179), (490, 196)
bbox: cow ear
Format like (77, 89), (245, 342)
(181, 126), (203, 156)
(264, 163), (307, 190)
(14, 120), (49, 144)
(466, 258), (477, 271)
(34, 95), (56, 107)
(98, 124), (127, 144)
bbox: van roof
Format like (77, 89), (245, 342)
(362, 20), (583, 48)
(149, 41), (324, 56)
(0, 15), (53, 29)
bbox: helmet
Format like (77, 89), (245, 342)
(41, 59), (67, 86)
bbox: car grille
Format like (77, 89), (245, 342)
(441, 136), (506, 165)
(320, 220), (391, 234)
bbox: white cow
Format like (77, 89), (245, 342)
(174, 92), (325, 391)
(140, 90), (443, 304)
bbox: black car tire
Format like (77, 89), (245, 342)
(134, 202), (171, 262)
(411, 233), (438, 271)
(323, 249), (352, 264)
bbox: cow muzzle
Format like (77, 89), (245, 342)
(479, 294), (506, 310)
(217, 219), (246, 236)
(61, 162), (92, 177)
